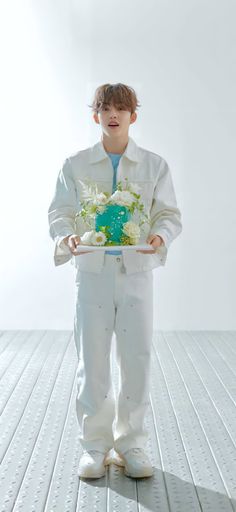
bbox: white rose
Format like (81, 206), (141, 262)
(110, 190), (134, 207)
(122, 221), (140, 240)
(80, 230), (94, 244)
(94, 192), (109, 205)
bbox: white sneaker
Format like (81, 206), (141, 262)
(113, 448), (154, 478)
(77, 449), (110, 479)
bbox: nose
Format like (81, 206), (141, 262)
(110, 106), (118, 117)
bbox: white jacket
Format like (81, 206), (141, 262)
(48, 136), (182, 274)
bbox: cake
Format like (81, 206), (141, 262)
(77, 179), (148, 247)
(95, 204), (131, 244)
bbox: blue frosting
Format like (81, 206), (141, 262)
(96, 204), (131, 244)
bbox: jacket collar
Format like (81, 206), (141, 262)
(89, 135), (140, 164)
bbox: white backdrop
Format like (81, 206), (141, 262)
(0, 0), (235, 329)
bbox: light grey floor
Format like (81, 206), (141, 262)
(0, 330), (236, 512)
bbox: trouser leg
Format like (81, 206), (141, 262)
(73, 268), (116, 453)
(113, 268), (154, 455)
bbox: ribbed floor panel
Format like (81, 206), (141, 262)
(0, 330), (235, 511)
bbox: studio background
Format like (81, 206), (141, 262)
(0, 0), (235, 330)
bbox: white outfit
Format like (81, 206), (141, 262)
(48, 135), (182, 454)
(74, 253), (153, 454)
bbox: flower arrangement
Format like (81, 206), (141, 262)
(75, 177), (151, 246)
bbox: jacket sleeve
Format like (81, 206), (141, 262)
(48, 157), (78, 266)
(149, 158), (182, 249)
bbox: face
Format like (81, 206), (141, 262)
(93, 102), (137, 138)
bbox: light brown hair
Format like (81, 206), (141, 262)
(88, 83), (141, 114)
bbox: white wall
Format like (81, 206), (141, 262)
(0, 0), (235, 329)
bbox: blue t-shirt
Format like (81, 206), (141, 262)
(105, 152), (123, 255)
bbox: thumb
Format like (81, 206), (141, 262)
(69, 235), (80, 250)
(73, 235), (81, 248)
(147, 234), (156, 244)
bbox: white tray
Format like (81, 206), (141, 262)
(75, 243), (152, 252)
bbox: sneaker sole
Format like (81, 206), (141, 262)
(124, 467), (154, 478)
(112, 452), (154, 478)
(78, 469), (106, 479)
(77, 454), (111, 478)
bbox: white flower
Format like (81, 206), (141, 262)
(109, 190), (134, 207)
(129, 182), (142, 194)
(94, 192), (109, 205)
(122, 221), (140, 241)
(90, 231), (107, 245)
(80, 230), (94, 244)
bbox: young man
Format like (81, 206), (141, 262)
(48, 83), (182, 479)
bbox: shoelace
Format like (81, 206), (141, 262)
(127, 448), (145, 455)
(85, 449), (106, 455)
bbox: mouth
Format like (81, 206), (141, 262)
(108, 123), (119, 128)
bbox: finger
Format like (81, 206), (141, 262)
(70, 238), (81, 251)
(68, 239), (76, 251)
(136, 250), (155, 254)
(75, 250), (93, 255)
(71, 233), (80, 243)
(80, 251), (92, 254)
(72, 246), (82, 254)
(69, 241), (80, 253)
(146, 237), (155, 244)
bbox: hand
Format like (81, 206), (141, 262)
(136, 234), (164, 254)
(63, 234), (93, 255)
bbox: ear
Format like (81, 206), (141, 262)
(130, 112), (137, 125)
(93, 112), (100, 124)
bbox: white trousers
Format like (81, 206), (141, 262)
(73, 253), (153, 455)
